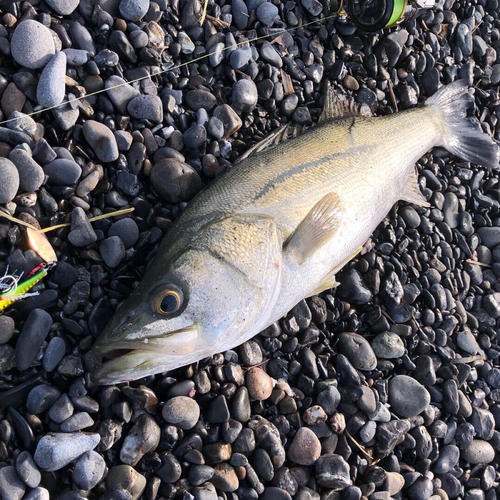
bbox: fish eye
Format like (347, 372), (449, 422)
(153, 286), (184, 316)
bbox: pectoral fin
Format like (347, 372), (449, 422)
(285, 192), (343, 264)
(401, 168), (430, 207)
(307, 245), (363, 296)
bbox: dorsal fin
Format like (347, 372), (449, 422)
(319, 81), (372, 123)
(233, 123), (305, 166)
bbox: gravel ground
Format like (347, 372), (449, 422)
(0, 0), (499, 499)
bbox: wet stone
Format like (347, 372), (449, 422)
(151, 158), (202, 203)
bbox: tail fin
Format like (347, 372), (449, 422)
(426, 80), (500, 169)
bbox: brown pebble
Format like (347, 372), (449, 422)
(303, 405), (328, 425)
(287, 427), (321, 466)
(330, 413), (346, 434)
(114, 19), (127, 31)
(3, 14), (16, 27)
(245, 367), (274, 401)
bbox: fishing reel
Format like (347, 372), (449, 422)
(338, 0), (436, 31)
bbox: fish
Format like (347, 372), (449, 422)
(92, 80), (499, 385)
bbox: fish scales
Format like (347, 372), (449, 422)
(92, 81), (500, 384)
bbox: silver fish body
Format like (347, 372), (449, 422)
(93, 81), (499, 384)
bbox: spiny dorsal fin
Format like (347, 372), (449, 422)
(319, 82), (372, 123)
(285, 192), (344, 265)
(401, 168), (430, 207)
(233, 123), (305, 166)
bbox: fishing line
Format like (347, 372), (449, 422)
(0, 13), (340, 127)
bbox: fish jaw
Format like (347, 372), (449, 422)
(92, 326), (202, 384)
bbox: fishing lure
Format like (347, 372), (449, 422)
(0, 263), (55, 313)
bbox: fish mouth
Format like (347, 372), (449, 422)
(92, 327), (200, 385)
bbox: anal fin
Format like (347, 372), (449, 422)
(401, 168), (430, 207)
(285, 192), (343, 265)
(307, 245), (363, 297)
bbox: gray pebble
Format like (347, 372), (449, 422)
(15, 309), (52, 371)
(62, 49), (89, 66)
(11, 20), (55, 69)
(260, 41), (282, 67)
(162, 396), (200, 429)
(120, 413), (160, 466)
(100, 236), (126, 268)
(44, 159), (81, 185)
(371, 331), (405, 359)
(9, 149), (45, 192)
(37, 52), (66, 108)
(256, 2), (279, 26)
(0, 157), (20, 203)
(72, 451), (106, 490)
(151, 158), (202, 203)
(301, 0), (323, 15)
(16, 451), (41, 488)
(46, 0), (80, 15)
(434, 445), (460, 473)
(315, 454), (351, 489)
(337, 332), (377, 370)
(34, 432), (101, 471)
(185, 89), (217, 111)
(443, 192), (459, 228)
(0, 316), (14, 344)
(232, 79), (258, 113)
(388, 375), (431, 417)
(68, 207), (97, 247)
(207, 117), (224, 139)
(27, 384), (61, 414)
(61, 412), (95, 432)
(128, 95), (163, 122)
(106, 465), (146, 499)
(232, 0), (248, 29)
(477, 227), (500, 248)
(179, 32), (195, 54)
(119, 0), (150, 21)
(7, 112), (37, 139)
(0, 466), (26, 500)
(83, 120), (119, 163)
(209, 42), (225, 67)
(23, 487), (50, 500)
(106, 76), (140, 114)
(48, 394), (74, 424)
(108, 218), (139, 248)
(230, 47), (253, 69)
(115, 130), (133, 151)
(94, 49), (120, 68)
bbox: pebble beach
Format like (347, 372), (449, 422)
(0, 0), (500, 499)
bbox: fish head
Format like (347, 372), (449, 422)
(92, 218), (281, 384)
